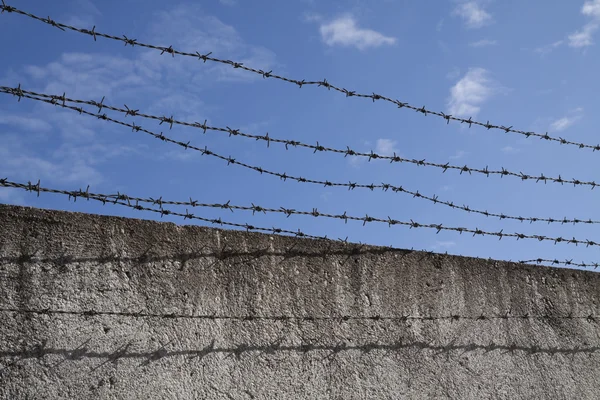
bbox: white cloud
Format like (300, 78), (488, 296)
(469, 39), (497, 47)
(219, 0), (236, 5)
(319, 16), (396, 50)
(375, 139), (398, 156)
(452, 1), (493, 29)
(569, 0), (600, 47)
(568, 23), (599, 47)
(583, 0), (600, 18)
(549, 117), (581, 132)
(548, 108), (584, 132)
(550, 117), (575, 131)
(447, 68), (498, 117)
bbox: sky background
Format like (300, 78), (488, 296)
(1, 0), (600, 269)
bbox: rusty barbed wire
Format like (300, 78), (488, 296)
(0, 306), (597, 322)
(4, 85), (600, 227)
(3, 178), (600, 251)
(2, 3), (599, 154)
(3, 87), (600, 196)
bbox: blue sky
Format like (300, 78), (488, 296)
(1, 0), (600, 269)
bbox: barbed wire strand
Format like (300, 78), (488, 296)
(0, 179), (334, 241)
(3, 87), (600, 196)
(1, 179), (597, 268)
(3, 178), (600, 254)
(1, 3), (599, 154)
(6, 91), (600, 250)
(518, 259), (600, 269)
(0, 306), (597, 322)
(5, 85), (600, 227)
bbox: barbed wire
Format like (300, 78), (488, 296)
(4, 89), (600, 208)
(0, 306), (597, 322)
(2, 3), (599, 154)
(4, 85), (600, 227)
(519, 259), (600, 269)
(5, 90), (600, 243)
(2, 178), (598, 268)
(4, 177), (600, 251)
(0, 179), (333, 241)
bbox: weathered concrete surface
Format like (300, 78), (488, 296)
(0, 204), (600, 399)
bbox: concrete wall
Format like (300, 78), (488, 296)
(1, 204), (599, 399)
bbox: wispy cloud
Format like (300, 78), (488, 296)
(447, 68), (499, 117)
(375, 139), (398, 157)
(219, 0), (236, 5)
(469, 39), (497, 47)
(548, 108), (584, 132)
(569, 0), (600, 48)
(550, 117), (577, 131)
(319, 15), (396, 50)
(549, 113), (583, 133)
(452, 1), (493, 29)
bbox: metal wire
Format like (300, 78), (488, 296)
(5, 90), (600, 251)
(2, 3), (599, 154)
(4, 85), (599, 227)
(3, 87), (600, 194)
(518, 259), (600, 269)
(3, 177), (600, 251)
(0, 179), (333, 241)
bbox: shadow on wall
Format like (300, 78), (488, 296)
(0, 241), (496, 270)
(1, 337), (598, 373)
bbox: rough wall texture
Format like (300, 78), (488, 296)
(0, 204), (599, 399)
